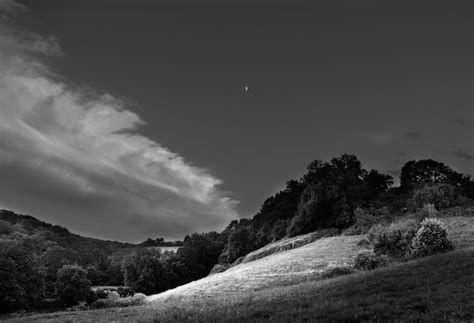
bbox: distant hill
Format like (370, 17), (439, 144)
(0, 209), (134, 260)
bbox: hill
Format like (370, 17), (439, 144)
(0, 209), (134, 256)
(149, 234), (366, 301)
(148, 212), (474, 302)
(8, 213), (473, 322)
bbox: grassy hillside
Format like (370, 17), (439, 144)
(8, 214), (473, 322)
(149, 234), (366, 301)
(235, 228), (339, 266)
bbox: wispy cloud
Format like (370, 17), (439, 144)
(362, 130), (423, 146)
(400, 132), (422, 141)
(0, 1), (238, 241)
(453, 149), (474, 162)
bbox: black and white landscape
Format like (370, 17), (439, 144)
(0, 0), (473, 322)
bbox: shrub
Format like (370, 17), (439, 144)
(353, 250), (389, 270)
(368, 219), (419, 258)
(91, 291), (146, 308)
(411, 218), (454, 258)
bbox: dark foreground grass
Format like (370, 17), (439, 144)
(6, 248), (474, 322)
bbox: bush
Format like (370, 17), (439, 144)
(353, 250), (389, 270)
(91, 291), (146, 308)
(411, 218), (454, 258)
(368, 219), (419, 258)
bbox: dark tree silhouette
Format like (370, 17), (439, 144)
(55, 265), (91, 307)
(400, 159), (467, 190)
(122, 248), (167, 295)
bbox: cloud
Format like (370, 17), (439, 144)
(362, 131), (423, 145)
(454, 117), (473, 129)
(453, 149), (474, 162)
(400, 132), (422, 141)
(398, 151), (410, 158)
(0, 1), (238, 241)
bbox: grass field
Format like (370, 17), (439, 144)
(6, 214), (474, 322)
(149, 234), (366, 301)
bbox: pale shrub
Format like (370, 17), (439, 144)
(91, 291), (146, 308)
(410, 218), (454, 258)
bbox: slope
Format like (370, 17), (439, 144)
(148, 234), (365, 302)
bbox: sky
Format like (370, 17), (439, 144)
(0, 0), (472, 242)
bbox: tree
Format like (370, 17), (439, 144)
(400, 159), (467, 190)
(0, 238), (46, 313)
(288, 154), (369, 236)
(55, 265), (91, 306)
(252, 179), (304, 245)
(224, 227), (258, 263)
(85, 265), (105, 286)
(122, 248), (167, 295)
(40, 245), (80, 282)
(363, 169), (393, 199)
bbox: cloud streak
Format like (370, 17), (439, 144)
(453, 149), (474, 162)
(0, 1), (238, 241)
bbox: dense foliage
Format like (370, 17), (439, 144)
(0, 235), (46, 312)
(55, 265), (92, 307)
(288, 155), (393, 236)
(122, 248), (167, 295)
(410, 183), (464, 210)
